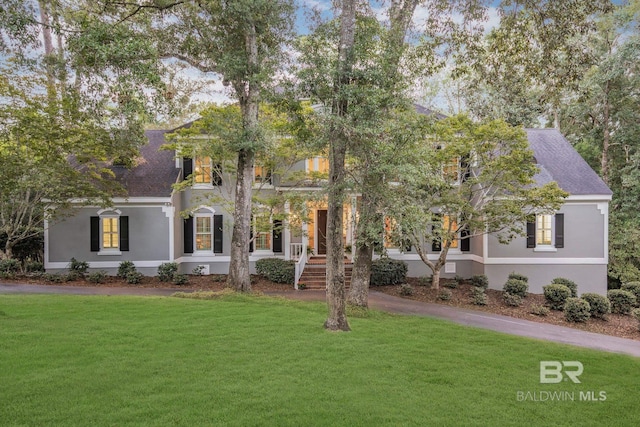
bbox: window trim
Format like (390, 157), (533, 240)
(193, 213), (214, 255)
(93, 209), (127, 255)
(527, 213), (563, 252)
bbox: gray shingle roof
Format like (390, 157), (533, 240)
(526, 128), (612, 196)
(113, 129), (179, 197)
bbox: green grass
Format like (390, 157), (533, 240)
(1, 294), (638, 426)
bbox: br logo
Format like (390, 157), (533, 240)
(540, 361), (583, 384)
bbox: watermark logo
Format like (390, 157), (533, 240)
(540, 361), (583, 384)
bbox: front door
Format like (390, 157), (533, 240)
(317, 209), (328, 255)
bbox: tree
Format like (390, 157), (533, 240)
(391, 115), (567, 288)
(0, 1), (167, 260)
(94, 0), (295, 291)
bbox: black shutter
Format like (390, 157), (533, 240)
(90, 216), (100, 252)
(555, 213), (564, 248)
(526, 220), (536, 248)
(272, 219), (283, 253)
(460, 226), (470, 252)
(214, 215), (223, 253)
(460, 155), (471, 183)
(212, 163), (222, 186)
(431, 214), (442, 252)
(249, 216), (254, 252)
(184, 217), (194, 254)
(183, 158), (193, 181)
(119, 216), (129, 251)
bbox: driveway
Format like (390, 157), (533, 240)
(2, 283), (639, 358)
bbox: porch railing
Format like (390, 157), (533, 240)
(292, 243), (307, 290)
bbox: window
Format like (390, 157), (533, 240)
(443, 157), (459, 183)
(195, 216), (213, 251)
(307, 157), (329, 174)
(90, 212), (129, 253)
(183, 213), (223, 255)
(183, 157), (221, 186)
(249, 216), (283, 253)
(527, 213), (564, 249)
(102, 217), (119, 249)
(443, 215), (458, 249)
(194, 156), (212, 184)
(254, 165), (272, 184)
(384, 217), (398, 249)
(536, 215), (553, 246)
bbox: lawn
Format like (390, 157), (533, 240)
(1, 293), (638, 426)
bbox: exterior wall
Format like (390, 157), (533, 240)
(484, 264), (608, 295)
(385, 253), (475, 280)
(483, 200), (608, 295)
(46, 203), (173, 274)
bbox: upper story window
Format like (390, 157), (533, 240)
(384, 217), (398, 249)
(307, 157), (329, 174)
(254, 165), (272, 184)
(443, 157), (459, 184)
(194, 156), (212, 184)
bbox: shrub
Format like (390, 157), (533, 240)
(581, 293), (611, 319)
(370, 258), (408, 286)
(158, 262), (179, 282)
(543, 284), (571, 310)
(503, 292), (523, 307)
(621, 282), (640, 304)
(173, 274), (189, 285)
(418, 276), (432, 286)
(442, 280), (457, 289)
(437, 289), (452, 301)
(508, 272), (528, 283)
(399, 284), (414, 296)
(211, 274), (227, 283)
(471, 287), (487, 306)
(0, 271), (15, 279)
(87, 270), (107, 284)
(44, 273), (64, 283)
(297, 283), (307, 290)
(192, 265), (205, 276)
(470, 274), (489, 289)
(632, 308), (640, 331)
(68, 258), (89, 275)
(564, 298), (591, 323)
(255, 258), (295, 284)
(65, 271), (82, 281)
(530, 304), (550, 316)
(117, 261), (137, 279)
(607, 289), (637, 314)
(503, 278), (528, 298)
(126, 271), (144, 285)
(551, 277), (578, 298)
(0, 258), (20, 273)
(25, 261), (44, 272)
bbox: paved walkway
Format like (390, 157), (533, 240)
(2, 283), (639, 358)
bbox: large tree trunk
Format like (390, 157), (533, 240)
(346, 0), (419, 308)
(324, 0), (356, 331)
(228, 23), (259, 292)
(348, 191), (378, 307)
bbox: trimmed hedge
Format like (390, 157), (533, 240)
(544, 284), (571, 310)
(470, 274), (489, 289)
(158, 262), (179, 282)
(503, 278), (528, 298)
(370, 258), (408, 286)
(564, 298), (591, 323)
(471, 287), (487, 306)
(551, 277), (578, 298)
(607, 289), (637, 315)
(621, 282), (640, 304)
(581, 293), (611, 319)
(255, 258), (295, 284)
(503, 292), (523, 307)
(508, 272), (528, 283)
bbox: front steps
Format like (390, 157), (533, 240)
(298, 256), (353, 290)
